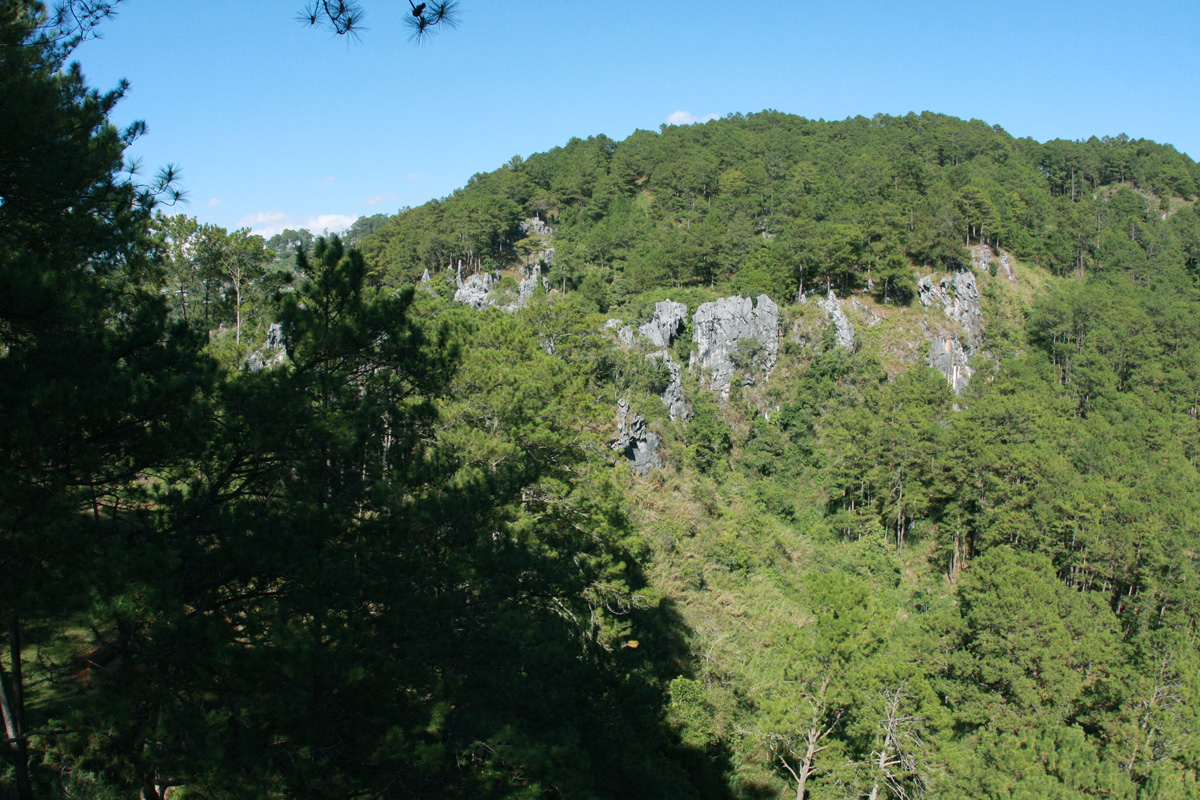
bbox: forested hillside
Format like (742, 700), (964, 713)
(4, 2), (1200, 797)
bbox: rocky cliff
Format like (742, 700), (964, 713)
(612, 398), (661, 476)
(690, 295), (781, 398)
(917, 266), (985, 394)
(822, 290), (855, 350)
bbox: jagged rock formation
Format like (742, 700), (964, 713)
(917, 268), (984, 393)
(515, 261), (549, 306)
(518, 218), (556, 269)
(639, 300), (688, 348)
(519, 217), (555, 238)
(420, 267), (430, 283)
(454, 264), (499, 310)
(922, 324), (972, 394)
(690, 295), (780, 398)
(971, 243), (1015, 281)
(823, 290), (856, 349)
(607, 302), (691, 419)
(453, 261), (548, 312)
(246, 322), (287, 372)
(612, 398), (660, 475)
(604, 318), (636, 346)
(648, 350), (689, 421)
(917, 269), (983, 345)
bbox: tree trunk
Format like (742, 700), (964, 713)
(795, 735), (816, 800)
(2, 610), (33, 800)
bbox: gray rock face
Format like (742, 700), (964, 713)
(453, 261), (548, 312)
(823, 290), (855, 349)
(971, 243), (1015, 281)
(638, 300), (688, 348)
(246, 322), (287, 372)
(648, 350), (689, 421)
(924, 325), (973, 395)
(604, 318), (637, 346)
(918, 268), (984, 393)
(519, 217), (555, 237)
(690, 294), (780, 398)
(999, 252), (1014, 280)
(917, 270), (982, 345)
(612, 398), (661, 476)
(420, 267), (430, 283)
(514, 261), (549, 307)
(454, 264), (500, 310)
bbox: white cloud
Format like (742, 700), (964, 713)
(405, 173), (423, 181)
(665, 110), (720, 126)
(317, 175), (336, 187)
(305, 214), (356, 234)
(206, 197), (222, 208)
(240, 211), (290, 236)
(239, 210), (356, 238)
(365, 193), (397, 207)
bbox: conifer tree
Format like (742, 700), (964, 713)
(1, 3), (208, 793)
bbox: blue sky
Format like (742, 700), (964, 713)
(73, 0), (1199, 237)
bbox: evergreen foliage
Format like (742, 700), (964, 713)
(5, 4), (1200, 796)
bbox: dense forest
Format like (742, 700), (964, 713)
(5, 2), (1200, 798)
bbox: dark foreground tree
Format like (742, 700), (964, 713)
(299, 0), (460, 40)
(0, 1), (209, 795)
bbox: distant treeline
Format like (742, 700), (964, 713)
(360, 111), (1200, 307)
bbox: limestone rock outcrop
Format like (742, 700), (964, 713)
(917, 268), (984, 393)
(917, 270), (982, 346)
(519, 217), (555, 238)
(639, 300), (688, 348)
(648, 350), (689, 421)
(612, 398), (661, 476)
(690, 294), (780, 398)
(605, 318), (637, 346)
(608, 302), (691, 419)
(452, 261), (548, 312)
(515, 261), (549, 307)
(923, 324), (972, 395)
(454, 265), (499, 310)
(823, 290), (856, 349)
(971, 243), (1015, 281)
(246, 322), (287, 372)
